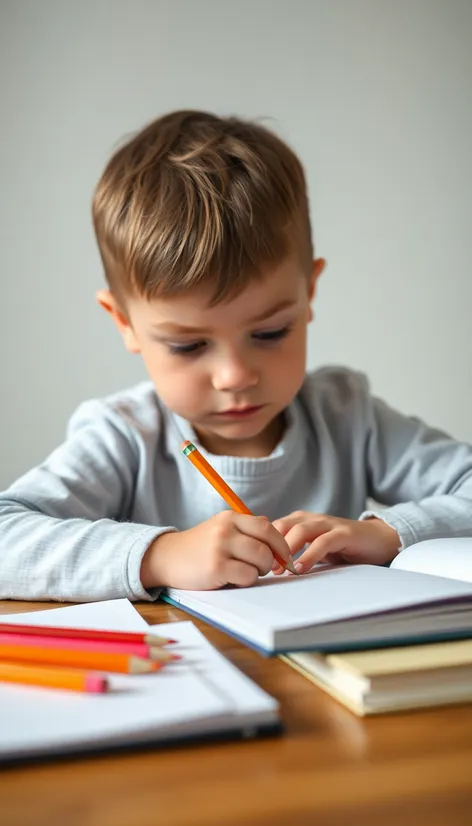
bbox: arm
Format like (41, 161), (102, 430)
(0, 399), (294, 599)
(360, 395), (472, 548)
(272, 369), (472, 573)
(0, 400), (173, 602)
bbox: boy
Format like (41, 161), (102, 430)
(1, 109), (472, 602)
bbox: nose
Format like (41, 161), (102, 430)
(211, 349), (259, 393)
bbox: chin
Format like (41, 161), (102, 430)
(215, 412), (281, 442)
(214, 422), (266, 440)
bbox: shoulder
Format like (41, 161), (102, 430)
(299, 366), (371, 413)
(66, 382), (165, 441)
(295, 367), (374, 446)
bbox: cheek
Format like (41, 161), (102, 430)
(141, 350), (207, 414)
(272, 329), (307, 370)
(265, 331), (307, 391)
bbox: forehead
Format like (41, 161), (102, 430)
(128, 258), (308, 331)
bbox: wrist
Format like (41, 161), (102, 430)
(140, 531), (179, 589)
(366, 517), (401, 562)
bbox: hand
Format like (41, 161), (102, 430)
(271, 511), (401, 574)
(140, 511), (293, 590)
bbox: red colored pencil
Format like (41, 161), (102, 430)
(0, 621), (176, 646)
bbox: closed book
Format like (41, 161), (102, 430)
(281, 639), (472, 716)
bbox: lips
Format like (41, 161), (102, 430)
(214, 405), (264, 417)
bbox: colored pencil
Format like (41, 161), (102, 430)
(0, 660), (109, 694)
(0, 621), (176, 647)
(0, 642), (165, 674)
(181, 440), (298, 575)
(0, 632), (180, 662)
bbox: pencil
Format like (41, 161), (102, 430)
(181, 440), (298, 575)
(0, 622), (176, 647)
(0, 632), (180, 662)
(0, 660), (109, 694)
(0, 642), (165, 674)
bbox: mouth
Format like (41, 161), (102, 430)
(213, 405), (264, 419)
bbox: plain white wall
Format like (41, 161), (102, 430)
(1, 0), (471, 490)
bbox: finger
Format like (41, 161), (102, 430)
(271, 557), (300, 576)
(233, 514), (294, 569)
(229, 533), (274, 576)
(273, 513), (330, 538)
(295, 529), (347, 573)
(224, 560), (260, 588)
(283, 519), (332, 555)
(272, 512), (311, 535)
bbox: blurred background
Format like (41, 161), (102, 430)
(1, 0), (471, 489)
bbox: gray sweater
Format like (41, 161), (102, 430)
(1, 367), (472, 602)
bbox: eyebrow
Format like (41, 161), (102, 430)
(151, 298), (298, 336)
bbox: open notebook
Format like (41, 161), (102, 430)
(163, 538), (472, 655)
(0, 600), (280, 763)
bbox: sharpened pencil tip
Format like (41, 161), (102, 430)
(286, 559), (299, 576)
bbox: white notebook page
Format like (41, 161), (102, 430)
(391, 538), (472, 583)
(167, 564), (472, 649)
(0, 600), (278, 759)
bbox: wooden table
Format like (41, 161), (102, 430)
(1, 601), (471, 826)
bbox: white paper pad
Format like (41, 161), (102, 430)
(0, 600), (279, 760)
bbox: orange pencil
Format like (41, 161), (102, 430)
(0, 660), (109, 694)
(181, 440), (298, 575)
(0, 642), (164, 674)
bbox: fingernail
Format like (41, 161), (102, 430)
(295, 562), (303, 573)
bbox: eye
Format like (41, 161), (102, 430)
(252, 325), (292, 343)
(168, 340), (207, 356)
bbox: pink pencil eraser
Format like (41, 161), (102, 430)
(85, 674), (109, 694)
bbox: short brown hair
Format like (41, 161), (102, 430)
(92, 110), (313, 306)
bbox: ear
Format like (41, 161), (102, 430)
(96, 290), (141, 354)
(307, 258), (326, 322)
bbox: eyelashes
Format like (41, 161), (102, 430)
(167, 325), (293, 357)
(168, 341), (206, 356)
(252, 326), (292, 342)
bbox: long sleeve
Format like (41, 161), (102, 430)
(360, 392), (472, 548)
(0, 399), (174, 602)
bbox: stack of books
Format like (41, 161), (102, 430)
(281, 537), (472, 715)
(164, 537), (472, 716)
(281, 639), (472, 716)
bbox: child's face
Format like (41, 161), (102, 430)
(99, 256), (324, 457)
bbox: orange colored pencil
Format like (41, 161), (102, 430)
(181, 440), (298, 575)
(0, 642), (164, 674)
(0, 660), (109, 693)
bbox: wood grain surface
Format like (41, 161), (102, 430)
(1, 600), (471, 826)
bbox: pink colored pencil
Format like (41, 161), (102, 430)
(0, 632), (180, 662)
